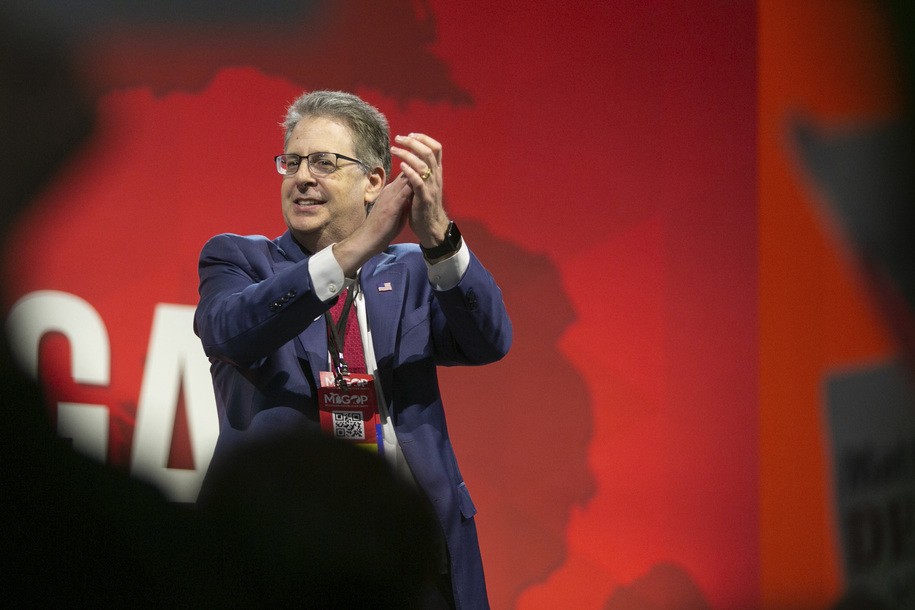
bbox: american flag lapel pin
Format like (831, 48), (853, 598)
(378, 281), (393, 292)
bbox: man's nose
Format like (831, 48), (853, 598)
(293, 162), (317, 187)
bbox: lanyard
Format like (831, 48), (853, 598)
(325, 287), (355, 387)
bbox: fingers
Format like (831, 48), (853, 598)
(406, 133), (442, 165)
(373, 172), (412, 212)
(393, 133), (442, 165)
(399, 160), (439, 186)
(391, 133), (442, 189)
(358, 173), (411, 246)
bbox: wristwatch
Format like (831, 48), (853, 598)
(420, 221), (462, 260)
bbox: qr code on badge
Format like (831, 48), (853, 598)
(332, 411), (365, 440)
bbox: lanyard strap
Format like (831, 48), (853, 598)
(325, 288), (355, 386)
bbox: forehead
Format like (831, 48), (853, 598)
(286, 116), (355, 154)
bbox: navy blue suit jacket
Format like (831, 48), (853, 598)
(193, 230), (511, 609)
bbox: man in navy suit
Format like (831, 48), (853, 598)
(194, 90), (511, 609)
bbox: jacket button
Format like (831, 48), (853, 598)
(466, 289), (478, 311)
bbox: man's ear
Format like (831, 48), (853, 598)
(364, 166), (386, 203)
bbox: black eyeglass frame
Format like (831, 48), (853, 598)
(274, 152), (369, 176)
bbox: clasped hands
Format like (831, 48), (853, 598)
(335, 133), (450, 276)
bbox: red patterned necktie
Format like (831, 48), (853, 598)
(329, 288), (366, 374)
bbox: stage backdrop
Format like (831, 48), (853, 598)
(3, 1), (908, 608)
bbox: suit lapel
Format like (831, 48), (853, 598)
(295, 318), (328, 387)
(361, 253), (406, 395)
(273, 231), (328, 386)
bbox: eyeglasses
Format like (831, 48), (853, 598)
(274, 152), (367, 176)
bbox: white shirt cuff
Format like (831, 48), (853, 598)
(309, 245), (346, 301)
(426, 240), (470, 291)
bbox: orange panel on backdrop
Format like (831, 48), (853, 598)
(759, 1), (903, 607)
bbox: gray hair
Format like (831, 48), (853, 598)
(282, 90), (391, 178)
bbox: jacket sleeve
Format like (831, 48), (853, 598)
(193, 234), (331, 367)
(429, 249), (512, 367)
